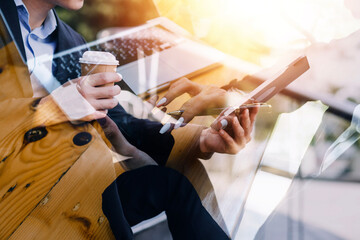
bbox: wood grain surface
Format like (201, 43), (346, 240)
(9, 131), (122, 239)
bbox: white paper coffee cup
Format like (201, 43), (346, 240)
(79, 51), (119, 86)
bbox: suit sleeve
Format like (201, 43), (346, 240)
(108, 104), (174, 166)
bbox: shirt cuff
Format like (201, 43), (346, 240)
(50, 83), (96, 121)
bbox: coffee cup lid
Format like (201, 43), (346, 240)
(79, 51), (119, 65)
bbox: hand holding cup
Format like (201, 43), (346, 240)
(77, 51), (121, 115)
(79, 51), (119, 86)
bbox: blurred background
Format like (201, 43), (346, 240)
(56, 0), (360, 102)
(56, 0), (360, 239)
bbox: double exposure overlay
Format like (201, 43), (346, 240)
(1, 0), (359, 239)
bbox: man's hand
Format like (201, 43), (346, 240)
(156, 77), (228, 124)
(98, 116), (157, 169)
(75, 72), (122, 118)
(199, 106), (259, 154)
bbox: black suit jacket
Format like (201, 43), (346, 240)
(0, 0), (174, 166)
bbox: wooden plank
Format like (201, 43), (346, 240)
(0, 123), (97, 238)
(9, 129), (124, 239)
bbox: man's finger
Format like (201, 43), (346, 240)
(97, 116), (117, 137)
(90, 85), (121, 99)
(84, 72), (122, 87)
(91, 98), (119, 110)
(83, 110), (107, 121)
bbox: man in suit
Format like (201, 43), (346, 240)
(0, 0), (257, 239)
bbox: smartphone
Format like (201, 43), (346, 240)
(223, 55), (310, 116)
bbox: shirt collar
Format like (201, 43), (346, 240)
(14, 0), (57, 39)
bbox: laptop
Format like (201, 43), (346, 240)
(47, 0), (225, 97)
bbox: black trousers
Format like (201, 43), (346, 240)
(103, 165), (229, 240)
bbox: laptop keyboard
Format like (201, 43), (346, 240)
(52, 25), (183, 82)
(97, 26), (183, 66)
